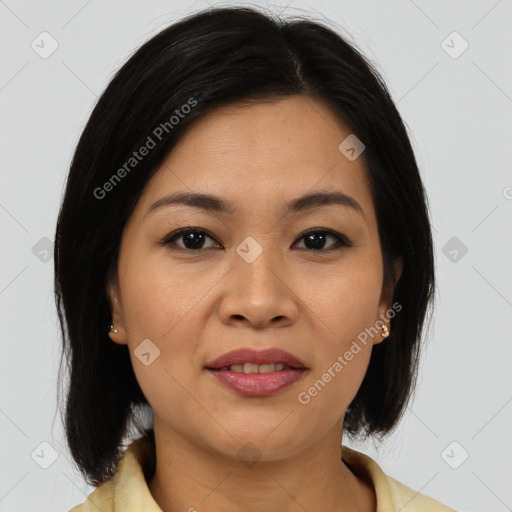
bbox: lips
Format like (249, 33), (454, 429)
(205, 347), (307, 370)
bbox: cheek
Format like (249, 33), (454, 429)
(293, 274), (378, 431)
(296, 254), (383, 348)
(296, 346), (372, 434)
(290, 257), (381, 415)
(116, 252), (202, 397)
(118, 247), (203, 341)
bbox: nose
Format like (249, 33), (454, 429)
(217, 245), (300, 329)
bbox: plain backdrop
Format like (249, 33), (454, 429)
(1, 0), (511, 511)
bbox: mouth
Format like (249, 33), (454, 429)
(204, 347), (308, 397)
(205, 367), (307, 397)
(209, 362), (303, 373)
(205, 347), (307, 370)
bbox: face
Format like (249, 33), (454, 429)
(107, 95), (402, 462)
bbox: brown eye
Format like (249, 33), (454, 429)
(161, 228), (220, 251)
(293, 229), (352, 251)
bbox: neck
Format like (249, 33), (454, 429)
(145, 420), (376, 512)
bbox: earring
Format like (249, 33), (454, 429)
(110, 297), (119, 334)
(381, 324), (390, 338)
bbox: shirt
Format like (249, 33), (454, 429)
(69, 437), (456, 511)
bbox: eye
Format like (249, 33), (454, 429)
(293, 228), (352, 251)
(160, 227), (220, 251)
(159, 227), (352, 252)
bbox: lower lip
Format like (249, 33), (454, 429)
(206, 368), (307, 397)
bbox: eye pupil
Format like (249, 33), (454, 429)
(183, 231), (205, 249)
(304, 232), (327, 250)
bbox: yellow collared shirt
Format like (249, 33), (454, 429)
(70, 438), (456, 512)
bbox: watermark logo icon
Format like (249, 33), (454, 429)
(236, 236), (263, 264)
(134, 339), (161, 366)
(442, 236), (468, 263)
(237, 442), (262, 468)
(32, 237), (53, 263)
(441, 441), (469, 469)
(31, 32), (59, 59)
(31, 441), (59, 469)
(441, 31), (469, 59)
(338, 134), (365, 161)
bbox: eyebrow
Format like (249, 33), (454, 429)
(145, 190), (365, 219)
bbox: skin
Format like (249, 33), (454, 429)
(107, 95), (402, 512)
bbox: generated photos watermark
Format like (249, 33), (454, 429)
(297, 301), (402, 405)
(93, 97), (198, 200)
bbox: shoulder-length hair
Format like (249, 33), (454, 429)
(55, 5), (435, 486)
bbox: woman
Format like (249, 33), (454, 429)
(56, 6), (455, 511)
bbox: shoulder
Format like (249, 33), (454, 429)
(68, 476), (116, 512)
(341, 445), (457, 512)
(384, 474), (457, 512)
(69, 481), (115, 512)
(68, 437), (160, 512)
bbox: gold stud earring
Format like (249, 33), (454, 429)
(381, 324), (390, 338)
(110, 324), (119, 334)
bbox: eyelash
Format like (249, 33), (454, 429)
(159, 227), (352, 253)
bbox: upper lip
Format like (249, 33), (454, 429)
(205, 348), (307, 370)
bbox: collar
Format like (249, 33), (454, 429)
(107, 438), (395, 511)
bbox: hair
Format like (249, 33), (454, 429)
(54, 5), (435, 487)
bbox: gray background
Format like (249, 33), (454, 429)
(1, 0), (511, 511)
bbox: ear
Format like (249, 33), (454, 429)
(374, 257), (403, 345)
(106, 278), (129, 345)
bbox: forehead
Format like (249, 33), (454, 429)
(135, 95), (375, 222)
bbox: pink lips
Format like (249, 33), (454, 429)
(205, 347), (306, 370)
(205, 347), (308, 397)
